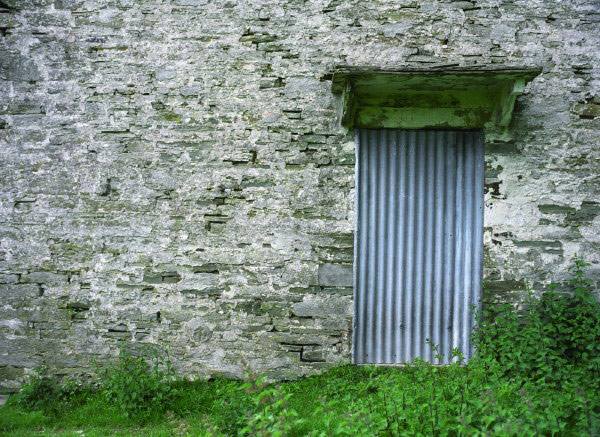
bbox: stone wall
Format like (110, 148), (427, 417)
(0, 0), (598, 390)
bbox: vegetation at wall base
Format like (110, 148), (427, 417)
(1, 258), (598, 436)
(97, 346), (177, 418)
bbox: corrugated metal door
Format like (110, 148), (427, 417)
(354, 129), (484, 364)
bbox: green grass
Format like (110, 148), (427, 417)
(1, 363), (598, 436)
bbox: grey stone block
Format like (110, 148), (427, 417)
(292, 298), (351, 318)
(302, 346), (326, 362)
(21, 272), (65, 284)
(1, 55), (41, 82)
(0, 275), (20, 284)
(0, 354), (39, 368)
(318, 264), (353, 287)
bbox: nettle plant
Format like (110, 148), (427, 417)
(9, 367), (63, 414)
(98, 346), (177, 418)
(474, 256), (600, 387)
(238, 364), (304, 437)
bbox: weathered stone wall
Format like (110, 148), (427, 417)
(0, 0), (598, 390)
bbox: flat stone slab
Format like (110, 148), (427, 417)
(0, 395), (7, 406)
(318, 264), (353, 287)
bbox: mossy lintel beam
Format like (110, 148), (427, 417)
(331, 66), (542, 131)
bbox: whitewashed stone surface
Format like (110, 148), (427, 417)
(0, 0), (598, 390)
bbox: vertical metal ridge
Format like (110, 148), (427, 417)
(375, 130), (386, 363)
(355, 129), (483, 364)
(365, 130), (377, 363)
(353, 129), (359, 363)
(405, 131), (414, 362)
(423, 131), (435, 362)
(373, 130), (381, 363)
(355, 129), (366, 363)
(414, 130), (423, 361)
(453, 132), (464, 358)
(441, 131), (452, 362)
(354, 129), (359, 363)
(462, 132), (474, 356)
(373, 129), (380, 362)
(432, 132), (444, 362)
(384, 131), (397, 363)
(414, 131), (425, 361)
(395, 130), (407, 361)
(403, 131), (415, 362)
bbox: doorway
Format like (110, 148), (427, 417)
(353, 129), (484, 364)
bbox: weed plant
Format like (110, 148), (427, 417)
(476, 257), (599, 388)
(97, 346), (177, 418)
(1, 258), (598, 436)
(7, 368), (62, 415)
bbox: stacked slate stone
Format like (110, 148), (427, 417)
(0, 0), (598, 390)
